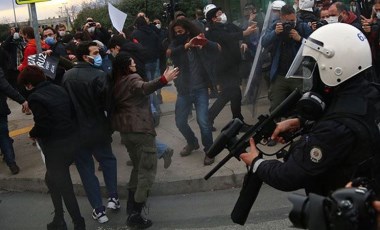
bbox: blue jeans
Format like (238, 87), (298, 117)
(75, 142), (117, 209)
(175, 88), (213, 152)
(145, 59), (160, 81)
(146, 59), (161, 112)
(0, 115), (16, 166)
(156, 139), (168, 159)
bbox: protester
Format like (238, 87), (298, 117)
(18, 66), (85, 230)
(204, 4), (256, 132)
(62, 41), (119, 224)
(110, 52), (179, 229)
(168, 18), (219, 165)
(0, 48), (28, 175)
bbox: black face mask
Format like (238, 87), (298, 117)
(175, 34), (189, 45)
(296, 66), (333, 121)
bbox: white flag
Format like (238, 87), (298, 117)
(108, 2), (127, 32)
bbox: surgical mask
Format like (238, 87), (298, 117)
(87, 27), (95, 33)
(376, 12), (380, 19)
(219, 13), (227, 24)
(88, 54), (102, 67)
(58, 31), (66, 37)
(45, 36), (56, 46)
(155, 24), (161, 29)
(326, 16), (339, 24)
(13, 32), (20, 40)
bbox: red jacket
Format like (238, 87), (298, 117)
(18, 39), (49, 72)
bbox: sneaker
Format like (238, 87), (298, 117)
(107, 197), (121, 210)
(180, 143), (200, 157)
(92, 207), (109, 224)
(47, 218), (67, 230)
(204, 155), (215, 166)
(162, 148), (173, 169)
(9, 164), (20, 175)
(126, 213), (153, 229)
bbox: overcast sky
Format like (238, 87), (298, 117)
(0, 0), (89, 23)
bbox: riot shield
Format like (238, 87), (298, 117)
(243, 2), (278, 118)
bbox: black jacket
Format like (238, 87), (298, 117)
(0, 67), (25, 116)
(28, 81), (76, 140)
(205, 22), (244, 71)
(256, 76), (380, 196)
(169, 40), (219, 95)
(131, 25), (160, 63)
(62, 62), (111, 146)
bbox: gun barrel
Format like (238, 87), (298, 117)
(204, 153), (234, 180)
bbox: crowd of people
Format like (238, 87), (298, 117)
(1, 0), (380, 229)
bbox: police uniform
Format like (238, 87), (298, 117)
(253, 76), (380, 196)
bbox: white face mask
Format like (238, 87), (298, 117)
(58, 31), (66, 37)
(155, 24), (161, 29)
(376, 12), (380, 20)
(219, 13), (227, 24)
(13, 32), (20, 40)
(87, 27), (95, 33)
(326, 16), (339, 24)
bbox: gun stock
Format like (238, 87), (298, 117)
(204, 88), (301, 180)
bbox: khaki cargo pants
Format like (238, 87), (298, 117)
(121, 132), (157, 203)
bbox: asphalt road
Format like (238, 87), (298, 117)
(0, 184), (303, 230)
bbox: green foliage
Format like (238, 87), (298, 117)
(73, 3), (111, 32)
(73, 0), (206, 31)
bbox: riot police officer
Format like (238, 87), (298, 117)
(240, 23), (380, 196)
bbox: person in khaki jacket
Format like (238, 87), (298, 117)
(110, 52), (179, 229)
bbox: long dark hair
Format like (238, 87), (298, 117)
(169, 18), (202, 41)
(111, 51), (133, 83)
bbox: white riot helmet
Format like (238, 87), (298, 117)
(286, 23), (371, 87)
(204, 4), (217, 18)
(299, 0), (314, 12)
(272, 0), (286, 11)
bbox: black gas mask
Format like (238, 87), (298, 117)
(295, 63), (333, 121)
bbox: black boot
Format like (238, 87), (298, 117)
(126, 202), (152, 229)
(47, 215), (67, 230)
(126, 189), (135, 215)
(73, 217), (86, 230)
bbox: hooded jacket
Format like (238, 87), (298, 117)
(131, 25), (160, 63)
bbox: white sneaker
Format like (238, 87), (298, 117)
(107, 197), (121, 210)
(92, 208), (109, 223)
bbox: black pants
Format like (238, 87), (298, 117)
(41, 137), (82, 222)
(209, 67), (244, 123)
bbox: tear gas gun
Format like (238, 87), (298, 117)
(204, 88), (302, 225)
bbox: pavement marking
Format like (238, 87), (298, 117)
(9, 125), (33, 138)
(161, 88), (177, 103)
(8, 89), (177, 138)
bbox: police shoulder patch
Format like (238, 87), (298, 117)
(310, 146), (323, 163)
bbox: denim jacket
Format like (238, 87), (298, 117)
(262, 20), (312, 81)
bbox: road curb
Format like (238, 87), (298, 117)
(0, 172), (245, 198)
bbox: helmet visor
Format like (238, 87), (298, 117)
(285, 42), (317, 91)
